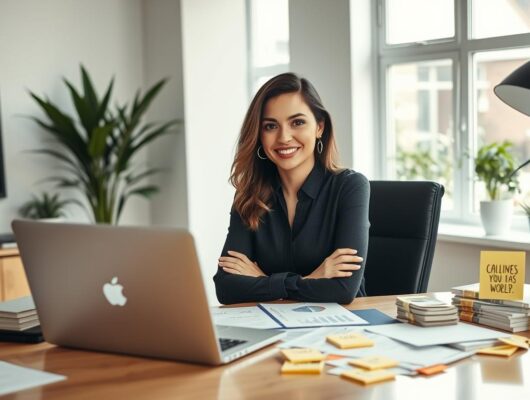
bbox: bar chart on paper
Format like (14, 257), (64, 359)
(259, 303), (369, 328)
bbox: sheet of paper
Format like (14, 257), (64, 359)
(210, 306), (282, 329)
(366, 322), (507, 347)
(0, 361), (66, 396)
(259, 303), (368, 328)
(280, 326), (474, 368)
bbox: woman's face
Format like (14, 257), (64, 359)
(260, 92), (323, 175)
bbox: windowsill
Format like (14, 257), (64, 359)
(438, 223), (530, 251)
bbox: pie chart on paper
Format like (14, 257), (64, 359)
(292, 305), (326, 313)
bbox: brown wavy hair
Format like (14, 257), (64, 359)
(230, 73), (341, 230)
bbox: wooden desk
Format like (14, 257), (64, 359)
(1, 294), (529, 400)
(0, 248), (30, 301)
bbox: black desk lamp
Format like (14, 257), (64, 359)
(494, 60), (530, 175)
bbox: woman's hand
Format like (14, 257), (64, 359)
(303, 248), (363, 279)
(218, 251), (267, 277)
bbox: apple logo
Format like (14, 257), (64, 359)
(103, 277), (127, 306)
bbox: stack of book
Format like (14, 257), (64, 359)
(0, 296), (39, 331)
(396, 295), (458, 326)
(452, 283), (530, 333)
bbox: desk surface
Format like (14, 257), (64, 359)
(1, 294), (530, 400)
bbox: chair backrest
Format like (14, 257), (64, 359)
(364, 181), (444, 296)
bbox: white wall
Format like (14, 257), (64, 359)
(289, 0), (354, 168)
(0, 0), (148, 231)
(180, 0), (248, 303)
(142, 0), (188, 228)
(428, 241), (530, 291)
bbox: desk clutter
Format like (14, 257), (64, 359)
(0, 296), (39, 331)
(452, 283), (530, 332)
(0, 296), (43, 343)
(396, 295), (458, 326)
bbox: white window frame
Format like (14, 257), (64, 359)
(377, 0), (530, 229)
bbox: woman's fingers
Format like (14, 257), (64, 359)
(330, 248), (358, 259)
(218, 259), (244, 271)
(335, 264), (361, 271)
(222, 267), (241, 275)
(227, 250), (251, 264)
(334, 255), (363, 264)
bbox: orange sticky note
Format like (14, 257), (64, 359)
(341, 368), (395, 385)
(417, 364), (447, 375)
(281, 361), (324, 375)
(281, 348), (325, 363)
(479, 251), (525, 300)
(348, 356), (398, 370)
(326, 332), (374, 349)
(477, 344), (519, 357)
(499, 335), (529, 350)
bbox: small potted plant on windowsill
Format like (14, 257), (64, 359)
(475, 141), (519, 236)
(18, 192), (74, 221)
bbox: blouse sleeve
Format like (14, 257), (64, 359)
(283, 172), (370, 303)
(213, 208), (289, 304)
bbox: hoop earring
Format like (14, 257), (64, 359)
(317, 138), (324, 155)
(257, 146), (268, 160)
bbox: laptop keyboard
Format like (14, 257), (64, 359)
(219, 338), (248, 351)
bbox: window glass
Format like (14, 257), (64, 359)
(388, 60), (454, 210)
(473, 49), (530, 212)
(472, 0), (530, 39)
(386, 0), (454, 44)
(250, 0), (289, 68)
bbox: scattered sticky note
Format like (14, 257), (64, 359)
(341, 368), (395, 385)
(326, 332), (374, 349)
(479, 251), (526, 300)
(477, 344), (519, 357)
(348, 356), (399, 370)
(281, 361), (324, 375)
(417, 364), (447, 376)
(499, 335), (529, 350)
(280, 348), (325, 363)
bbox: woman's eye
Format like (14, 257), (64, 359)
(263, 123), (277, 131)
(293, 119), (306, 127)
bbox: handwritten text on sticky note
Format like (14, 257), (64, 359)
(479, 251), (526, 300)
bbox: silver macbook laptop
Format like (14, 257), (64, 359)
(12, 220), (284, 365)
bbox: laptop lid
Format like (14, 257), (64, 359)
(12, 220), (223, 365)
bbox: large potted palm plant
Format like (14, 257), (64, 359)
(475, 141), (519, 235)
(29, 65), (178, 224)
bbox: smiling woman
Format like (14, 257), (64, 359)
(213, 73), (370, 305)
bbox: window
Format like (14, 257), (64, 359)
(247, 0), (290, 96)
(378, 0), (530, 227)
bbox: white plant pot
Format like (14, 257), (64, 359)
(480, 200), (513, 236)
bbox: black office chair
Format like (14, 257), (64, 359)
(364, 181), (444, 296)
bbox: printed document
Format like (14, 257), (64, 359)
(259, 303), (368, 328)
(210, 306), (282, 329)
(0, 361), (66, 396)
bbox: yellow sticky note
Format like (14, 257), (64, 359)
(326, 332), (374, 349)
(280, 348), (325, 363)
(341, 368), (395, 385)
(348, 356), (399, 370)
(477, 344), (519, 357)
(479, 251), (526, 300)
(281, 361), (324, 375)
(499, 335), (529, 350)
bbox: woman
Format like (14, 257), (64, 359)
(214, 73), (369, 305)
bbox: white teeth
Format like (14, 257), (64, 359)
(277, 148), (298, 155)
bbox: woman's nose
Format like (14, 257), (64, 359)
(277, 125), (294, 143)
